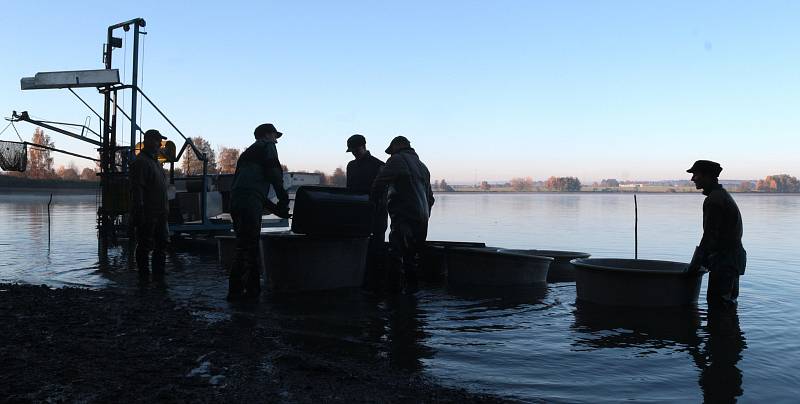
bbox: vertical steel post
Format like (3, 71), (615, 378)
(129, 22), (141, 163)
(202, 157), (208, 225)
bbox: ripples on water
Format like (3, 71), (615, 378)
(1, 192), (799, 402)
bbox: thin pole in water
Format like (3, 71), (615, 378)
(47, 193), (53, 247)
(634, 194), (638, 260)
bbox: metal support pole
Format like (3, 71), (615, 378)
(129, 22), (141, 163)
(202, 157), (208, 225)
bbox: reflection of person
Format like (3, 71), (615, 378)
(686, 160), (746, 309)
(227, 123), (290, 302)
(694, 310), (746, 403)
(345, 134), (388, 290)
(130, 129), (169, 281)
(371, 136), (434, 294)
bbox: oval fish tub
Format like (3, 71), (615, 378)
(447, 247), (553, 286)
(501, 249), (591, 282)
(571, 258), (707, 307)
(422, 241), (486, 281)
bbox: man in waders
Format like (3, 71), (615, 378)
(227, 123), (290, 302)
(686, 160), (747, 309)
(345, 134), (388, 290)
(131, 129), (169, 282)
(371, 136), (434, 294)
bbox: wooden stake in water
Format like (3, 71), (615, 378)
(47, 193), (53, 247)
(634, 194), (638, 260)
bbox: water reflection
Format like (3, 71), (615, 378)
(258, 290), (434, 372)
(695, 309), (746, 403)
(571, 303), (746, 402)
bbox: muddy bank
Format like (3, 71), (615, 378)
(0, 284), (508, 403)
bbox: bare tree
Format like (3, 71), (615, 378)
(27, 128), (55, 179)
(80, 167), (99, 181)
(57, 164), (79, 181)
(330, 167), (346, 187)
(181, 136), (217, 175)
(217, 146), (240, 174)
(510, 177), (533, 191)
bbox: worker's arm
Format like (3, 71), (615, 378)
(426, 180), (435, 214)
(346, 160), (354, 190)
(370, 155), (405, 201)
(129, 160), (147, 223)
(689, 196), (724, 272)
(262, 142), (290, 215)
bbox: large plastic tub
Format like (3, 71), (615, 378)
(291, 186), (372, 237)
(263, 233), (368, 292)
(571, 258), (706, 307)
(501, 249), (590, 282)
(447, 247), (552, 286)
(422, 240), (486, 280)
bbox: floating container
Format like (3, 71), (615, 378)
(291, 186), (373, 237)
(571, 258), (706, 307)
(263, 233), (368, 292)
(447, 247), (552, 286)
(501, 249), (590, 282)
(422, 240), (486, 280)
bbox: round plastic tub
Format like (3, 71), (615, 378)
(571, 258), (706, 307)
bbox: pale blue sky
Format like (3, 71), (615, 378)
(1, 1), (798, 182)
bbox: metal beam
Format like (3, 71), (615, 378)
(26, 142), (100, 162)
(21, 69), (120, 90)
(12, 111), (103, 147)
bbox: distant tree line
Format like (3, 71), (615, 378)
(544, 176), (582, 191)
(755, 174), (800, 193)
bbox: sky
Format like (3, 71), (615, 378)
(1, 1), (798, 183)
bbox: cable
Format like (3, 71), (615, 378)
(10, 121), (24, 142)
(0, 121), (12, 138)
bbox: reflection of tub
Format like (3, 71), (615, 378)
(263, 233), (368, 292)
(571, 258), (706, 307)
(501, 249), (590, 282)
(447, 247), (552, 286)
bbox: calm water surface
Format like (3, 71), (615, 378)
(1, 192), (799, 402)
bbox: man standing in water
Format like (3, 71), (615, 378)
(131, 129), (169, 282)
(227, 123), (290, 302)
(371, 136), (434, 294)
(345, 134), (388, 290)
(687, 160), (747, 309)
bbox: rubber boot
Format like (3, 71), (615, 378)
(135, 247), (150, 281)
(151, 250), (166, 283)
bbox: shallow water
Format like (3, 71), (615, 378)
(2, 191), (799, 402)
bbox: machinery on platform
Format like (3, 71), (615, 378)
(2, 18), (321, 243)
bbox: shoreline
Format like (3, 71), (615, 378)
(0, 283), (507, 403)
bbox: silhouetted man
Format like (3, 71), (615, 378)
(345, 134), (388, 289)
(687, 160), (746, 309)
(371, 136), (434, 294)
(227, 123), (290, 302)
(131, 129), (169, 281)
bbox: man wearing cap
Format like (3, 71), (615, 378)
(371, 136), (435, 294)
(345, 134), (388, 289)
(686, 160), (747, 309)
(130, 129), (169, 281)
(227, 123), (291, 302)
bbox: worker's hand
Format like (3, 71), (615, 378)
(275, 199), (291, 219)
(687, 246), (705, 273)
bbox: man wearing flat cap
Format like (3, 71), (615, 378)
(345, 134), (388, 289)
(371, 136), (435, 294)
(687, 160), (747, 309)
(131, 129), (170, 281)
(227, 123), (291, 302)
